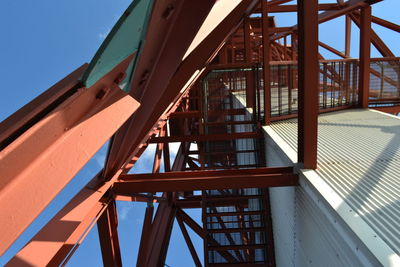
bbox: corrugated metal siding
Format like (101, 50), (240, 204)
(266, 133), (379, 267)
(295, 183), (378, 267)
(270, 109), (400, 256)
(269, 187), (296, 267)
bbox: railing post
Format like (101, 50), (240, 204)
(297, 0), (319, 169)
(323, 63), (328, 109)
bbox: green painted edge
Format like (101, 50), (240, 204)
(80, 0), (153, 88)
(120, 0), (154, 93)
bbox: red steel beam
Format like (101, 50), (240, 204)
(372, 16), (400, 33)
(0, 55), (139, 256)
(0, 64), (87, 150)
(170, 109), (247, 118)
(97, 200), (122, 267)
(319, 41), (347, 58)
(114, 174), (298, 195)
(266, 0), (293, 6)
(262, 0), (271, 125)
(271, 27), (293, 33)
(137, 142), (189, 267)
(6, 173), (116, 266)
(152, 126), (166, 173)
(318, 0), (381, 24)
(177, 209), (238, 263)
(176, 209), (205, 239)
(114, 194), (164, 203)
(358, 6), (372, 108)
(120, 167), (293, 179)
(176, 214), (202, 267)
(258, 3), (340, 13)
(149, 132), (262, 143)
(143, 202), (176, 267)
(350, 12), (394, 58)
(345, 15), (352, 57)
(162, 124), (171, 172)
(297, 0), (319, 169)
(136, 206), (154, 266)
(270, 0), (382, 41)
(176, 198), (251, 209)
(114, 169), (298, 193)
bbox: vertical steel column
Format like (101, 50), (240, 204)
(244, 18), (252, 63)
(358, 6), (372, 108)
(162, 124), (171, 172)
(244, 17), (255, 108)
(262, 0), (271, 125)
(345, 15), (352, 58)
(297, 0), (319, 169)
(97, 200), (123, 267)
(283, 35), (287, 60)
(136, 206), (154, 266)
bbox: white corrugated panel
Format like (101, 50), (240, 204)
(270, 109), (400, 256)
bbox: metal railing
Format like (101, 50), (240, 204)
(202, 58), (400, 122)
(369, 58), (400, 105)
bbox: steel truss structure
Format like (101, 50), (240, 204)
(1, 0), (399, 266)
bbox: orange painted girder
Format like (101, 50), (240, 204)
(0, 64), (88, 150)
(6, 174), (114, 266)
(0, 57), (139, 255)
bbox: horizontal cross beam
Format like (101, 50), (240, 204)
(254, 3), (340, 13)
(114, 167), (297, 193)
(169, 108), (247, 118)
(149, 132), (262, 143)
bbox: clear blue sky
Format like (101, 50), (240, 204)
(0, 0), (399, 266)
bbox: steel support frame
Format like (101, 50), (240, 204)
(136, 142), (188, 267)
(4, 0), (397, 266)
